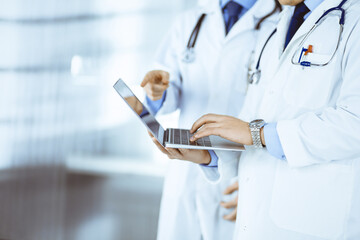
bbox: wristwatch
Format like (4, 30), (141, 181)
(249, 119), (266, 148)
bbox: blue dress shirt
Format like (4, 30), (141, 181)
(304, 0), (324, 18)
(146, 92), (166, 115)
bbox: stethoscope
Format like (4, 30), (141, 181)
(291, 0), (347, 67)
(247, 29), (277, 84)
(248, 0), (347, 84)
(182, 14), (207, 63)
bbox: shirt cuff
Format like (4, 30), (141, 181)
(264, 123), (286, 160)
(201, 150), (218, 167)
(145, 91), (167, 115)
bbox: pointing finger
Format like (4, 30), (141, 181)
(141, 70), (170, 87)
(140, 78), (150, 87)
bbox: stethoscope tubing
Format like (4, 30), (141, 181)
(186, 13), (207, 50)
(255, 29), (277, 70)
(249, 0), (348, 84)
(182, 13), (207, 63)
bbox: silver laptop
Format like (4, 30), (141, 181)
(113, 79), (244, 151)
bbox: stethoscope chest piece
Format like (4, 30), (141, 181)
(181, 13), (207, 64)
(182, 48), (196, 63)
(247, 29), (277, 85)
(248, 70), (261, 85)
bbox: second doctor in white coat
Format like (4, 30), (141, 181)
(190, 0), (360, 239)
(141, 0), (278, 239)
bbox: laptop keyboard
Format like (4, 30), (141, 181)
(168, 129), (212, 147)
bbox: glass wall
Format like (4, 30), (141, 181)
(0, 0), (196, 239)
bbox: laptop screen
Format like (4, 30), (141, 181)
(113, 79), (165, 144)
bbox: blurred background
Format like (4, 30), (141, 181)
(0, 0), (196, 239)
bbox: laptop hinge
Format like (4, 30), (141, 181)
(163, 129), (169, 144)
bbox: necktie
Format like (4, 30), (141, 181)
(224, 1), (243, 35)
(284, 2), (310, 49)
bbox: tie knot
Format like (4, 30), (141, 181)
(224, 1), (243, 18)
(292, 2), (310, 20)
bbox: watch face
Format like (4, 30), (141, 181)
(250, 119), (265, 128)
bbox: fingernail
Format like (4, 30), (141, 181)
(190, 137), (194, 141)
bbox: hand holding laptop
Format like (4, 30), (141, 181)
(148, 131), (211, 165)
(113, 79), (244, 151)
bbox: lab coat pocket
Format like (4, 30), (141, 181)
(282, 61), (336, 110)
(301, 52), (332, 64)
(270, 162), (353, 239)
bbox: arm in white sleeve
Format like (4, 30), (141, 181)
(277, 23), (360, 168)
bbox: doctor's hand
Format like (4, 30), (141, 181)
(190, 114), (265, 146)
(148, 132), (211, 165)
(221, 181), (239, 222)
(141, 70), (170, 101)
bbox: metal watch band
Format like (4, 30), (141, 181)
(250, 127), (263, 148)
(249, 119), (265, 148)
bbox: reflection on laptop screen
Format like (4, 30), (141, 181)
(113, 79), (164, 142)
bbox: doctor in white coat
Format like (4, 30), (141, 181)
(141, 0), (279, 239)
(190, 0), (360, 239)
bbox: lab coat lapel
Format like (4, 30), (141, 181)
(197, 1), (227, 102)
(225, 0), (276, 43)
(200, 0), (226, 43)
(274, 7), (292, 59)
(224, 10), (255, 42)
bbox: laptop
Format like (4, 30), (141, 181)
(113, 79), (245, 151)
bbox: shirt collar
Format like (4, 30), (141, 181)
(220, 0), (256, 10)
(303, 0), (324, 12)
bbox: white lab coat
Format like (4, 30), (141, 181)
(203, 0), (360, 239)
(151, 0), (277, 239)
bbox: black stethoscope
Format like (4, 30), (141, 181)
(291, 0), (347, 67)
(182, 13), (207, 63)
(182, 3), (244, 63)
(248, 0), (348, 84)
(247, 29), (276, 84)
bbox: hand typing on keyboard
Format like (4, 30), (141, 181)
(148, 131), (211, 165)
(169, 129), (212, 147)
